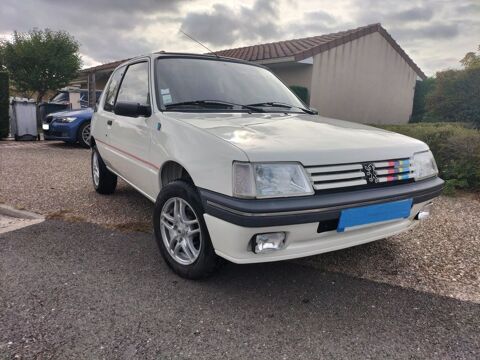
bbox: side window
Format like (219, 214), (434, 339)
(116, 62), (149, 105)
(103, 68), (124, 112)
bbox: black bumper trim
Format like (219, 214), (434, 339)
(199, 177), (444, 227)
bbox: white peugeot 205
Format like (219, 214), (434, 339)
(90, 52), (443, 279)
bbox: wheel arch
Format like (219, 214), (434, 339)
(159, 160), (195, 190)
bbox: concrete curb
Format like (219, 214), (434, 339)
(0, 204), (44, 220)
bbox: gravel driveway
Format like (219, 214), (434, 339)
(1, 141), (479, 303)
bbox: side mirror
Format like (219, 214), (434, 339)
(114, 101), (151, 118)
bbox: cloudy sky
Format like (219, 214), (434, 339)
(1, 0), (479, 75)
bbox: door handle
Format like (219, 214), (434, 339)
(107, 120), (113, 125)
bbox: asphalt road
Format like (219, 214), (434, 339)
(1, 220), (479, 359)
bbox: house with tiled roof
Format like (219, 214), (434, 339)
(214, 23), (425, 124)
(77, 23), (425, 124)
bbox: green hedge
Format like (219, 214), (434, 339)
(377, 123), (480, 194)
(411, 78), (435, 122)
(426, 67), (480, 128)
(0, 72), (9, 139)
(289, 85), (309, 104)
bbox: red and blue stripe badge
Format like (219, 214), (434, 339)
(385, 160), (411, 182)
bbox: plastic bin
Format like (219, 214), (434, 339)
(10, 99), (38, 141)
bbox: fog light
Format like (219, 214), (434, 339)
(253, 232), (286, 254)
(416, 202), (433, 220)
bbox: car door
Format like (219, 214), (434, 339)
(93, 66), (125, 168)
(106, 60), (155, 196)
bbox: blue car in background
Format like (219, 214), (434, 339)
(42, 107), (94, 148)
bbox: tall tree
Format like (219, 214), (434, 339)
(0, 72), (9, 138)
(460, 45), (480, 70)
(426, 67), (480, 127)
(1, 29), (81, 103)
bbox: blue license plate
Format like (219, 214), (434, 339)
(337, 199), (412, 232)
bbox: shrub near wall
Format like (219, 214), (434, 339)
(410, 78), (436, 122)
(289, 85), (309, 105)
(379, 123), (480, 193)
(426, 67), (480, 128)
(0, 72), (9, 139)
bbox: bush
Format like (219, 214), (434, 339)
(289, 85), (309, 104)
(411, 78), (436, 122)
(378, 123), (480, 193)
(425, 67), (480, 128)
(0, 71), (9, 139)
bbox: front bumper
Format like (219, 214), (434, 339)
(200, 177), (444, 227)
(200, 177), (443, 263)
(43, 122), (78, 142)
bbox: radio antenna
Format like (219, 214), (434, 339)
(179, 29), (219, 58)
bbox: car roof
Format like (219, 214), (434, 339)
(118, 52), (268, 70)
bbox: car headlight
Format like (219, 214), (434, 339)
(233, 162), (314, 198)
(56, 116), (77, 123)
(413, 150), (438, 181)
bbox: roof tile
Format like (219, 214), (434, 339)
(213, 23), (425, 79)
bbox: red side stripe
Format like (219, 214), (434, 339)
(96, 139), (160, 170)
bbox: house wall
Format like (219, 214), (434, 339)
(268, 62), (313, 102)
(309, 32), (418, 124)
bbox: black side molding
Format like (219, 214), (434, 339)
(199, 177), (444, 227)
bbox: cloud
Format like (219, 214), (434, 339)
(304, 11), (337, 24)
(355, 2), (439, 26)
(180, 0), (283, 47)
(0, 0), (478, 74)
(0, 0), (190, 64)
(288, 10), (344, 37)
(387, 6), (435, 22)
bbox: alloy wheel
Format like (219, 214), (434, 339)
(160, 197), (202, 265)
(81, 123), (91, 146)
(92, 151), (100, 187)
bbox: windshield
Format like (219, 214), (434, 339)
(155, 57), (306, 112)
(50, 92), (69, 103)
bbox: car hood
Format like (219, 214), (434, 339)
(165, 112), (428, 165)
(48, 108), (93, 118)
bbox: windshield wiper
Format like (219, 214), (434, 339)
(164, 100), (264, 112)
(246, 102), (317, 115)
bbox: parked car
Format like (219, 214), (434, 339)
(42, 107), (93, 147)
(39, 90), (103, 126)
(90, 53), (444, 279)
(49, 89), (102, 108)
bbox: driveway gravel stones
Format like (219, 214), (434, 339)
(300, 193), (480, 303)
(0, 141), (152, 227)
(1, 141), (479, 303)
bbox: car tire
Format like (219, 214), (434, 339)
(78, 121), (91, 148)
(153, 180), (223, 279)
(91, 146), (117, 194)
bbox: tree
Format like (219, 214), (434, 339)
(0, 72), (9, 138)
(1, 29), (81, 104)
(460, 45), (480, 70)
(413, 45), (480, 127)
(410, 78), (436, 122)
(426, 67), (480, 127)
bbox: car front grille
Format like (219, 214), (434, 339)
(305, 158), (414, 191)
